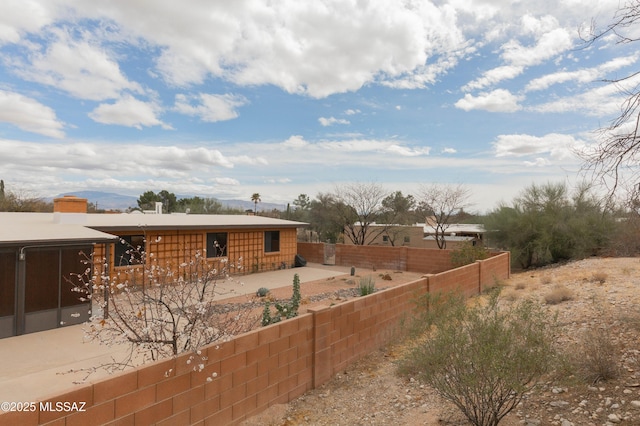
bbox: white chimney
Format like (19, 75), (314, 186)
(155, 202), (163, 214)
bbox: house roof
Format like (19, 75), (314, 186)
(0, 212), (308, 247)
(0, 212), (118, 247)
(83, 212), (307, 231)
(421, 223), (485, 235)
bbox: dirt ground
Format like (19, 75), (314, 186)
(241, 257), (640, 426)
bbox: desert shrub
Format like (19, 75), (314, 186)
(358, 275), (376, 296)
(572, 327), (620, 384)
(256, 287), (270, 297)
(484, 182), (616, 269)
(591, 272), (608, 284)
(544, 284), (573, 305)
(514, 281), (527, 290)
(398, 290), (556, 426)
(450, 241), (490, 267)
(540, 275), (553, 285)
(261, 274), (301, 326)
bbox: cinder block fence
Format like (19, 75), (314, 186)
(0, 247), (509, 426)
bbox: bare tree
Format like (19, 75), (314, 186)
(580, 1), (640, 200)
(332, 182), (389, 245)
(417, 183), (472, 249)
(69, 239), (259, 370)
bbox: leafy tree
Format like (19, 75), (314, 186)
(378, 191), (417, 246)
(251, 193), (261, 213)
(137, 190), (161, 211)
(292, 193), (311, 211)
(136, 190), (177, 213)
(398, 290), (556, 426)
(307, 192), (344, 242)
(484, 182), (615, 268)
(417, 183), (472, 249)
(176, 196), (224, 214)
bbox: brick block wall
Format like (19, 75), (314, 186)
(297, 242), (325, 264)
(1, 251), (510, 426)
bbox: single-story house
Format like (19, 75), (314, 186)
(0, 196), (307, 338)
(343, 222), (485, 249)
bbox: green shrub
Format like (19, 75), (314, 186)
(358, 275), (376, 296)
(450, 241), (490, 267)
(261, 274), (301, 326)
(398, 290), (556, 426)
(256, 287), (269, 297)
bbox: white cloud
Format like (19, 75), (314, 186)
(318, 116), (350, 126)
(281, 135), (308, 148)
(463, 65), (524, 91)
(455, 89), (523, 112)
(174, 93), (247, 122)
(525, 54), (640, 92)
(442, 147), (457, 154)
(493, 133), (584, 161)
(0, 90), (64, 138)
(89, 95), (168, 129)
(0, 140), (235, 177)
(344, 109), (361, 115)
(530, 75), (640, 117)
(14, 29), (144, 101)
(0, 0), (53, 44)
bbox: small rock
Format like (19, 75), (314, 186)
(608, 413), (621, 423)
(631, 400), (640, 408)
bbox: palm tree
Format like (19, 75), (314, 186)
(251, 193), (261, 214)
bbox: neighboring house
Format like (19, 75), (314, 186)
(343, 222), (485, 249)
(0, 196), (306, 339)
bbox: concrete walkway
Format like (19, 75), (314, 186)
(0, 263), (351, 403)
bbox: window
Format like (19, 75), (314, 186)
(403, 236), (411, 243)
(207, 232), (228, 258)
(382, 235), (389, 242)
(264, 231), (280, 253)
(115, 235), (145, 266)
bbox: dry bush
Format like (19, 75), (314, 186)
(590, 272), (608, 284)
(571, 327), (620, 384)
(540, 275), (553, 285)
(514, 282), (527, 291)
(544, 285), (573, 305)
(502, 289), (520, 301)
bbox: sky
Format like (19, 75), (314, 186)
(0, 0), (638, 213)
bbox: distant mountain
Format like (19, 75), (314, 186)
(52, 191), (287, 212)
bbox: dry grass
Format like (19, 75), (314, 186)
(540, 275), (553, 285)
(572, 327), (620, 384)
(543, 284), (573, 305)
(590, 272), (608, 284)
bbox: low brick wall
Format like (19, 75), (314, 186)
(298, 242), (503, 275)
(1, 252), (510, 426)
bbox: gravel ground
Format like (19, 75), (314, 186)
(242, 257), (640, 426)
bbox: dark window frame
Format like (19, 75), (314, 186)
(264, 230), (280, 253)
(114, 235), (145, 267)
(206, 232), (228, 258)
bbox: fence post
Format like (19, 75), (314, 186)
(308, 305), (333, 388)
